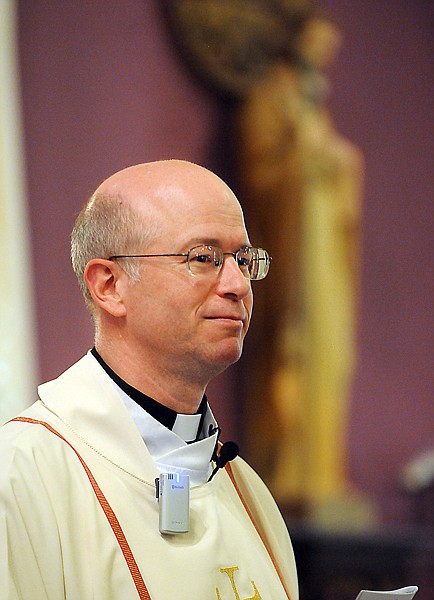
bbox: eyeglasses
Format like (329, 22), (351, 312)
(108, 245), (272, 280)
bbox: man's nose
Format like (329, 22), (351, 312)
(216, 255), (252, 298)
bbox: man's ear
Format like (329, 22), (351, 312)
(84, 259), (127, 317)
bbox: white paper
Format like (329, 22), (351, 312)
(356, 586), (418, 600)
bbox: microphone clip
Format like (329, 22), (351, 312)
(208, 441), (239, 482)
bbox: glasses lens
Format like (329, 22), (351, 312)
(187, 245), (222, 276)
(235, 247), (254, 278)
(239, 247), (270, 280)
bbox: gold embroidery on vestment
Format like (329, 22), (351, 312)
(215, 566), (262, 600)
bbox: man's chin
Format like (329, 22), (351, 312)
(205, 340), (244, 372)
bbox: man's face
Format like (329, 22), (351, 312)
(121, 165), (254, 382)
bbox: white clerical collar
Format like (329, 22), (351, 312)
(120, 389), (218, 486)
(172, 412), (203, 442)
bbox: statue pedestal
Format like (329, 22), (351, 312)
(280, 490), (377, 533)
(305, 493), (377, 532)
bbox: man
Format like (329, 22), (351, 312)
(0, 160), (298, 599)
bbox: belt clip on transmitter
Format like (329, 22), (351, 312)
(155, 473), (190, 534)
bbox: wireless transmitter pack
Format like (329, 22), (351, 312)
(155, 473), (190, 534)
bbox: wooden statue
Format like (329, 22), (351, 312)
(164, 2), (369, 525)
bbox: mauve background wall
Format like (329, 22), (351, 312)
(18, 0), (432, 526)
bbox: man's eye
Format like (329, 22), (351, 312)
(194, 253), (213, 263)
(237, 257), (250, 267)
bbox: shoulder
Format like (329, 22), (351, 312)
(1, 405), (52, 453)
(228, 455), (283, 520)
(0, 405), (80, 487)
(227, 455), (299, 599)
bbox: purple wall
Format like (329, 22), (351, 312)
(316, 0), (434, 524)
(18, 0), (433, 525)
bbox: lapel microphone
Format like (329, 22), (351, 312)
(208, 441), (239, 482)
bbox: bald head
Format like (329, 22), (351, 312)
(95, 160), (218, 198)
(94, 160), (241, 227)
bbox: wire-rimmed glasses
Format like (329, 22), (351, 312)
(108, 245), (272, 280)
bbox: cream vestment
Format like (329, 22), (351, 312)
(0, 355), (298, 599)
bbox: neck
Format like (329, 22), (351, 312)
(94, 339), (207, 414)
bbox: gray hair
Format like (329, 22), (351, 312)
(71, 193), (159, 313)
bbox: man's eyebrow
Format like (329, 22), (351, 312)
(188, 238), (220, 246)
(185, 238), (251, 248)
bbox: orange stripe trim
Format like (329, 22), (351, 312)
(225, 461), (292, 600)
(10, 417), (152, 600)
